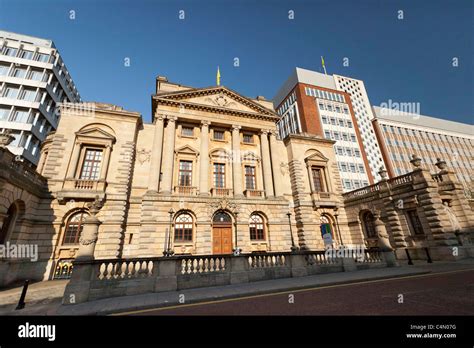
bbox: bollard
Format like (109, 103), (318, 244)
(425, 247), (433, 263)
(15, 279), (29, 310)
(405, 249), (413, 265)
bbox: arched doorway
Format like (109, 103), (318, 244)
(212, 211), (233, 254)
(320, 215), (335, 246)
(0, 203), (19, 244)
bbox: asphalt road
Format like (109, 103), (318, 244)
(127, 269), (474, 315)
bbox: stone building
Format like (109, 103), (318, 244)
(343, 156), (474, 261)
(1, 76), (362, 285)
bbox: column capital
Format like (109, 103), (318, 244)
(167, 115), (178, 122)
(154, 114), (165, 122)
(201, 120), (211, 127)
(232, 125), (241, 131)
(259, 129), (271, 136)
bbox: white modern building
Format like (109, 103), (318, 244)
(0, 30), (81, 165)
(274, 67), (374, 192)
(372, 106), (474, 197)
(332, 74), (386, 180)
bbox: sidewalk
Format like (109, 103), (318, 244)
(2, 259), (474, 316)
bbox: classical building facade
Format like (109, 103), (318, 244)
(1, 76), (361, 285)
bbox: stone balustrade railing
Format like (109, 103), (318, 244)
(63, 250), (394, 304)
(343, 183), (380, 199)
(387, 173), (413, 187)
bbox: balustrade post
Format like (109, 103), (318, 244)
(230, 255), (249, 284)
(289, 253), (307, 277)
(342, 257), (357, 272)
(154, 258), (178, 292)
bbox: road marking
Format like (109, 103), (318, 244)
(112, 268), (474, 316)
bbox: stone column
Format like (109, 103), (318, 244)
(67, 141), (81, 178)
(231, 125), (243, 197)
(147, 115), (165, 192)
(269, 131), (284, 197)
(199, 121), (210, 195)
(99, 144), (111, 181)
(160, 116), (177, 194)
(260, 130), (274, 197)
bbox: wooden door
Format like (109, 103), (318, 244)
(212, 226), (233, 254)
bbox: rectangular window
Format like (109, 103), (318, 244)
(243, 133), (254, 143)
(342, 133), (349, 141)
(13, 68), (27, 79)
(338, 119), (344, 127)
(20, 88), (37, 102)
(0, 107), (10, 120)
(327, 104), (333, 111)
(20, 50), (34, 60)
(354, 149), (361, 157)
(330, 117), (336, 125)
(324, 131), (331, 139)
(321, 116), (328, 124)
(4, 47), (17, 57)
(406, 210), (424, 235)
(178, 160), (193, 186)
(213, 130), (224, 140)
(11, 110), (30, 123)
(350, 164), (356, 173)
(341, 163), (348, 172)
(181, 126), (194, 137)
(311, 167), (324, 192)
(213, 163), (225, 188)
(319, 103), (325, 110)
(5, 86), (19, 99)
(29, 70), (43, 81)
(80, 149), (103, 180)
(0, 64), (9, 76)
(245, 165), (256, 190)
(347, 120), (352, 128)
(351, 135), (356, 142)
(358, 164), (365, 173)
(37, 53), (50, 63)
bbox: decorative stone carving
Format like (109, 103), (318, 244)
(280, 162), (290, 176)
(435, 158), (448, 172)
(410, 154), (422, 168)
(137, 149), (151, 165)
(373, 210), (393, 251)
(208, 198), (240, 217)
(205, 93), (237, 108)
(87, 195), (104, 215)
(378, 166), (388, 181)
(0, 130), (14, 148)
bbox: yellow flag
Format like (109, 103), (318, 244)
(216, 66), (221, 86)
(321, 56), (327, 74)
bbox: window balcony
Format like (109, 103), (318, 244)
(174, 185), (197, 196)
(57, 178), (106, 203)
(311, 191), (338, 208)
(244, 189), (264, 198)
(211, 187), (232, 197)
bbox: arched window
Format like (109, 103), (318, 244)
(174, 213), (193, 242)
(213, 211), (232, 224)
(249, 214), (265, 240)
(0, 203), (18, 244)
(320, 215), (334, 241)
(63, 212), (87, 245)
(362, 212), (377, 238)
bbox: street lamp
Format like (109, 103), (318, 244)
(233, 212), (241, 256)
(287, 212), (298, 252)
(164, 208), (175, 257)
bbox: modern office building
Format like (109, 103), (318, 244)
(0, 30), (81, 166)
(274, 67), (374, 192)
(372, 106), (474, 197)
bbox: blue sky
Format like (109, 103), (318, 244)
(1, 0), (472, 124)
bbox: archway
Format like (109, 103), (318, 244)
(212, 211), (233, 254)
(0, 203), (18, 243)
(320, 215), (335, 247)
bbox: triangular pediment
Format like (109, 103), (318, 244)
(175, 145), (199, 156)
(154, 86), (278, 118)
(305, 150), (329, 163)
(76, 127), (116, 142)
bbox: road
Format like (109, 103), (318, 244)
(124, 269), (474, 315)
